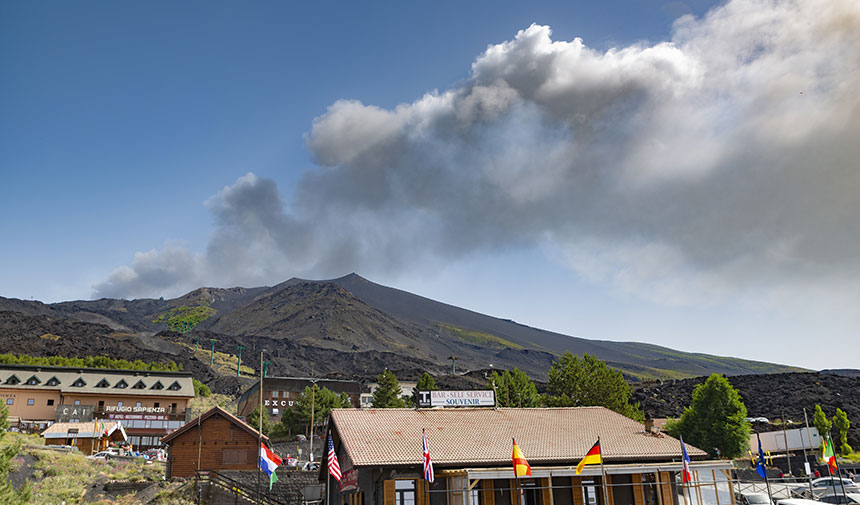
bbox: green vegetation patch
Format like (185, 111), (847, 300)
(0, 353), (181, 372)
(153, 305), (215, 332)
(30, 448), (164, 504)
(442, 324), (523, 350)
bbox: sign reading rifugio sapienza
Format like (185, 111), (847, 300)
(417, 390), (495, 408)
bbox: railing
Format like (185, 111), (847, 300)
(195, 470), (290, 505)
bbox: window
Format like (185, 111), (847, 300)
(132, 380), (146, 389)
(95, 378), (111, 388)
(170, 403), (177, 413)
(47, 399), (54, 406)
(222, 448), (248, 465)
(114, 379), (128, 389)
(5, 375), (20, 385)
(168, 381), (181, 391)
(395, 480), (416, 505)
(26, 399), (34, 406)
(25, 375), (41, 385)
(150, 381), (163, 390)
(6, 398), (13, 405)
(272, 390), (279, 398)
(74, 400), (81, 405)
(136, 402), (142, 408)
(46, 376), (61, 386)
(154, 402), (159, 408)
(71, 378), (86, 387)
(98, 400), (104, 410)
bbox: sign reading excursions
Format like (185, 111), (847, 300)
(416, 390), (495, 408)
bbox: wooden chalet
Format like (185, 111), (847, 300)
(161, 406), (268, 478)
(42, 420), (127, 455)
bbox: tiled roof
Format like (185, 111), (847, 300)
(0, 365), (193, 397)
(331, 407), (707, 468)
(161, 405), (268, 444)
(41, 421), (122, 439)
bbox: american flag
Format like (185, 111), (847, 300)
(423, 429), (434, 483)
(328, 434), (342, 482)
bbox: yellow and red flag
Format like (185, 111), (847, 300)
(576, 440), (602, 475)
(512, 439), (531, 477)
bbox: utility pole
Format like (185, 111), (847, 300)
(209, 339), (217, 365)
(783, 411), (792, 476)
(803, 409), (815, 496)
(309, 379), (318, 465)
(448, 355), (458, 375)
(193, 336), (199, 351)
(236, 345), (245, 377)
(263, 360), (272, 378)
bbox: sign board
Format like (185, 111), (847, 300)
(104, 405), (166, 413)
(339, 469), (359, 493)
(107, 413), (167, 421)
(417, 390), (495, 408)
(749, 427), (820, 452)
(56, 405), (93, 422)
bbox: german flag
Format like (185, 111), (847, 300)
(512, 439), (532, 477)
(576, 440), (602, 475)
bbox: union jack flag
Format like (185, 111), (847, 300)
(328, 434), (342, 482)
(423, 429), (434, 483)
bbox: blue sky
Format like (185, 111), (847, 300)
(2, 0), (859, 371)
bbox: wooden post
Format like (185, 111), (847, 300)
(632, 474), (645, 505)
(571, 477), (584, 505)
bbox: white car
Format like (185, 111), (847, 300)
(777, 499), (826, 505)
(792, 478), (860, 498)
(87, 449), (119, 460)
(819, 494), (860, 504)
(738, 493), (774, 505)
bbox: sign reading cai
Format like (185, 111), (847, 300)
(417, 390), (495, 408)
(56, 405), (94, 422)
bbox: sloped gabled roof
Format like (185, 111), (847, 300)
(331, 406), (708, 468)
(161, 406), (269, 445)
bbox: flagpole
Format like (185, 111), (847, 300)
(830, 434), (849, 502)
(757, 433), (774, 505)
(258, 350), (263, 505)
(598, 437), (610, 505)
(327, 467), (331, 505)
(802, 408), (814, 497)
(512, 438), (522, 505)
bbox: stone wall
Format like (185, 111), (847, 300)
(222, 469), (322, 505)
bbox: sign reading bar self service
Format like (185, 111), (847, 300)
(417, 390), (495, 408)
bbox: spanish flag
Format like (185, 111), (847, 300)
(512, 439), (532, 477)
(576, 440), (602, 475)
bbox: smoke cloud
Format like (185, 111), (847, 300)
(95, 0), (860, 310)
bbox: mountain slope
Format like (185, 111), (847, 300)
(0, 274), (807, 381)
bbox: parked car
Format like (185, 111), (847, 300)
(738, 492), (774, 505)
(302, 461), (320, 471)
(777, 499), (826, 505)
(819, 494), (860, 504)
(87, 449), (118, 460)
(792, 478), (860, 498)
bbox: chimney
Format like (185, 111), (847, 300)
(644, 416), (654, 433)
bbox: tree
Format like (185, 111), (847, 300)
(193, 379), (211, 397)
(247, 405), (273, 436)
(543, 352), (643, 421)
(409, 372), (437, 407)
(371, 370), (406, 408)
(293, 385), (352, 435)
(0, 404), (32, 504)
(813, 405), (832, 442)
(488, 368), (540, 407)
(833, 408), (852, 455)
(666, 374), (749, 459)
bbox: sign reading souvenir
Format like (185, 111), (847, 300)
(417, 390), (495, 408)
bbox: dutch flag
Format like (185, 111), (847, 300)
(260, 443), (283, 490)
